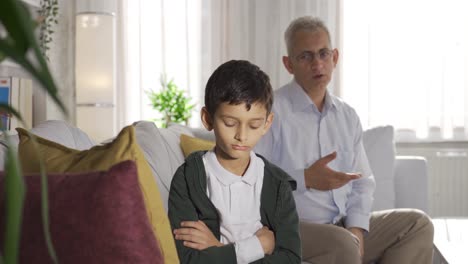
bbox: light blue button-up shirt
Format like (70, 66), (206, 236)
(255, 80), (375, 231)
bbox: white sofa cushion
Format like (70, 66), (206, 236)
(29, 120), (96, 149)
(169, 123), (216, 141)
(0, 120), (95, 169)
(363, 125), (396, 211)
(133, 121), (187, 211)
(394, 156), (428, 212)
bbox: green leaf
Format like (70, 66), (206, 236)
(3, 137), (25, 264)
(0, 104), (24, 127)
(0, 0), (64, 262)
(0, 36), (15, 64)
(0, 36), (67, 116)
(0, 0), (32, 57)
(28, 132), (58, 264)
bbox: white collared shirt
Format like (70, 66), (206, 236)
(255, 80), (375, 231)
(203, 150), (265, 264)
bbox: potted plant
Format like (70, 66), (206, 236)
(147, 76), (195, 128)
(0, 0), (65, 263)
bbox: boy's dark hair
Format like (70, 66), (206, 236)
(204, 60), (273, 116)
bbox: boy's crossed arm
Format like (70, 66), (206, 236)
(173, 220), (222, 250)
(169, 164), (279, 264)
(174, 220), (275, 254)
(169, 166), (237, 264)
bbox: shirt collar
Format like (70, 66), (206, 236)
(205, 150), (258, 186)
(288, 80), (337, 113)
(323, 91), (337, 113)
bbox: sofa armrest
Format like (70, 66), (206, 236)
(394, 156), (429, 213)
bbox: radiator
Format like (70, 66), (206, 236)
(397, 146), (468, 217)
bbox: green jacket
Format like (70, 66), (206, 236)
(168, 151), (301, 264)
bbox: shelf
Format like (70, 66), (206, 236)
(0, 59), (20, 69)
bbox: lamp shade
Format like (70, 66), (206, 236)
(75, 12), (116, 142)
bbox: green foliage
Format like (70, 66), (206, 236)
(38, 0), (59, 60)
(147, 77), (195, 128)
(0, 0), (66, 263)
(3, 136), (25, 264)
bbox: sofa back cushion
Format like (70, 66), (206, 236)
(133, 121), (186, 211)
(16, 126), (179, 264)
(27, 120), (96, 150)
(174, 124), (396, 211)
(0, 120), (95, 170)
(362, 125), (396, 211)
(0, 161), (163, 263)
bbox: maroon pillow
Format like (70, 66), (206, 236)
(0, 160), (163, 264)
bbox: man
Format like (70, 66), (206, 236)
(255, 16), (434, 264)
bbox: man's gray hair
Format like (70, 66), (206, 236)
(284, 16), (332, 55)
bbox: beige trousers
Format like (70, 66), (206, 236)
(300, 209), (434, 264)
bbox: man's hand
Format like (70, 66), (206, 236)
(174, 220), (223, 250)
(348, 227), (365, 257)
(304, 151), (361, 190)
(255, 226), (275, 255)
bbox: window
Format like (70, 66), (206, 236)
(342, 0), (468, 141)
(119, 0), (338, 129)
(120, 0), (202, 127)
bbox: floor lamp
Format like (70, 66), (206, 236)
(75, 12), (116, 142)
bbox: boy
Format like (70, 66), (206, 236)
(168, 60), (301, 264)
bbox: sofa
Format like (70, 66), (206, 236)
(0, 120), (429, 262)
(158, 122), (429, 213)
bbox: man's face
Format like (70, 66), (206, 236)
(283, 29), (338, 93)
(202, 102), (273, 164)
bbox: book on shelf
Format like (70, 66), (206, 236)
(19, 78), (33, 129)
(0, 77), (11, 130)
(0, 76), (33, 131)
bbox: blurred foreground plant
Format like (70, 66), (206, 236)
(0, 0), (67, 263)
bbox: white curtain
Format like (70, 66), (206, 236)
(116, 0), (339, 129)
(116, 0), (202, 129)
(201, 0), (340, 95)
(342, 0), (468, 141)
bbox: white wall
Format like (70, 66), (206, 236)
(31, 0), (118, 127)
(36, 0), (76, 124)
(35, 0), (118, 134)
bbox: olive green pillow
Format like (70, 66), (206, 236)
(180, 133), (215, 158)
(17, 126), (179, 264)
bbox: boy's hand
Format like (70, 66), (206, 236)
(255, 226), (275, 255)
(174, 220), (223, 250)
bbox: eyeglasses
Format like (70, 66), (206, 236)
(295, 48), (334, 63)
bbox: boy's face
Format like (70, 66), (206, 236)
(201, 102), (273, 165)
